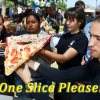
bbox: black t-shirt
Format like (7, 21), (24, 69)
(56, 31), (88, 69)
(0, 26), (7, 42)
(0, 26), (7, 71)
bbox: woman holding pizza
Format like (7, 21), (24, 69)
(16, 7), (88, 100)
(15, 12), (52, 100)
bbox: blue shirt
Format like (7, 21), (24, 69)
(84, 22), (92, 61)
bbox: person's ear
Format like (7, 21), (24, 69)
(78, 20), (83, 26)
(78, 22), (81, 26)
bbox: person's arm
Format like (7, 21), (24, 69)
(28, 60), (87, 83)
(0, 40), (6, 49)
(39, 47), (78, 63)
(39, 36), (88, 64)
(16, 63), (33, 84)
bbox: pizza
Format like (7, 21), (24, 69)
(4, 34), (51, 76)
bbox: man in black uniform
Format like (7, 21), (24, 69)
(16, 16), (100, 100)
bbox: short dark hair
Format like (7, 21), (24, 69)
(93, 15), (100, 23)
(75, 0), (85, 9)
(95, 5), (100, 16)
(95, 11), (100, 16)
(52, 24), (59, 33)
(64, 7), (85, 30)
(26, 12), (40, 23)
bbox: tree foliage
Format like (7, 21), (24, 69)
(57, 1), (67, 11)
(6, 0), (15, 8)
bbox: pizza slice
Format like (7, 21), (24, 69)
(4, 34), (51, 76)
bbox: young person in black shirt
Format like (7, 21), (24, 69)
(40, 7), (87, 100)
(43, 7), (88, 100)
(16, 16), (100, 100)
(39, 7), (88, 69)
(38, 7), (88, 100)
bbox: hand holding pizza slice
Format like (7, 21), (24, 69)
(4, 34), (51, 76)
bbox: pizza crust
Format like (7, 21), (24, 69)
(4, 34), (51, 76)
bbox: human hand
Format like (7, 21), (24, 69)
(39, 49), (47, 56)
(0, 40), (6, 49)
(0, 40), (2, 43)
(27, 60), (40, 71)
(81, 56), (86, 65)
(16, 63), (32, 84)
(39, 49), (45, 54)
